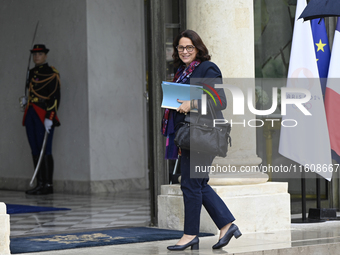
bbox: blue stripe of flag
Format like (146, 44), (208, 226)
(311, 18), (331, 96)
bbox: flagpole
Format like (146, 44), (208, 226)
(291, 168), (309, 223)
(301, 170), (307, 222)
(291, 168), (326, 223)
(316, 176), (321, 208)
(328, 180), (333, 208)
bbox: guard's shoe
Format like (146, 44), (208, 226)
(25, 182), (44, 195)
(43, 184), (54, 194)
(25, 184), (53, 195)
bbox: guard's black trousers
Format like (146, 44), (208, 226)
(25, 106), (54, 156)
(180, 149), (235, 235)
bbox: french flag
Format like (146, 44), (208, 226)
(279, 0), (332, 181)
(325, 17), (340, 163)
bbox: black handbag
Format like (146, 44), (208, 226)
(174, 100), (231, 157)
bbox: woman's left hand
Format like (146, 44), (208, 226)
(176, 99), (190, 114)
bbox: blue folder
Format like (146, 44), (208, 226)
(161, 81), (203, 110)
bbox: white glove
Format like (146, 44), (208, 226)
(44, 119), (53, 133)
(19, 96), (28, 108)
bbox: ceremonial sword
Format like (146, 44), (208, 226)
(25, 21), (39, 95)
(19, 21), (40, 109)
(29, 131), (48, 187)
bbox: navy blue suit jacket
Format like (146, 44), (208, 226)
(175, 61), (227, 125)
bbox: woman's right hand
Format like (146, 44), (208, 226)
(176, 99), (191, 114)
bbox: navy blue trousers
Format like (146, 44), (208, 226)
(180, 149), (235, 235)
(25, 106), (54, 156)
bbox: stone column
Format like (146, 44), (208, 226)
(187, 0), (267, 184)
(0, 203), (10, 255)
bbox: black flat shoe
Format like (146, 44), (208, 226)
(212, 224), (242, 249)
(167, 236), (199, 251)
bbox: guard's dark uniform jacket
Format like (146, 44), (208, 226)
(22, 63), (61, 126)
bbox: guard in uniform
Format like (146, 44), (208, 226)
(23, 44), (61, 195)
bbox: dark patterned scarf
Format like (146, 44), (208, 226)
(161, 60), (201, 159)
